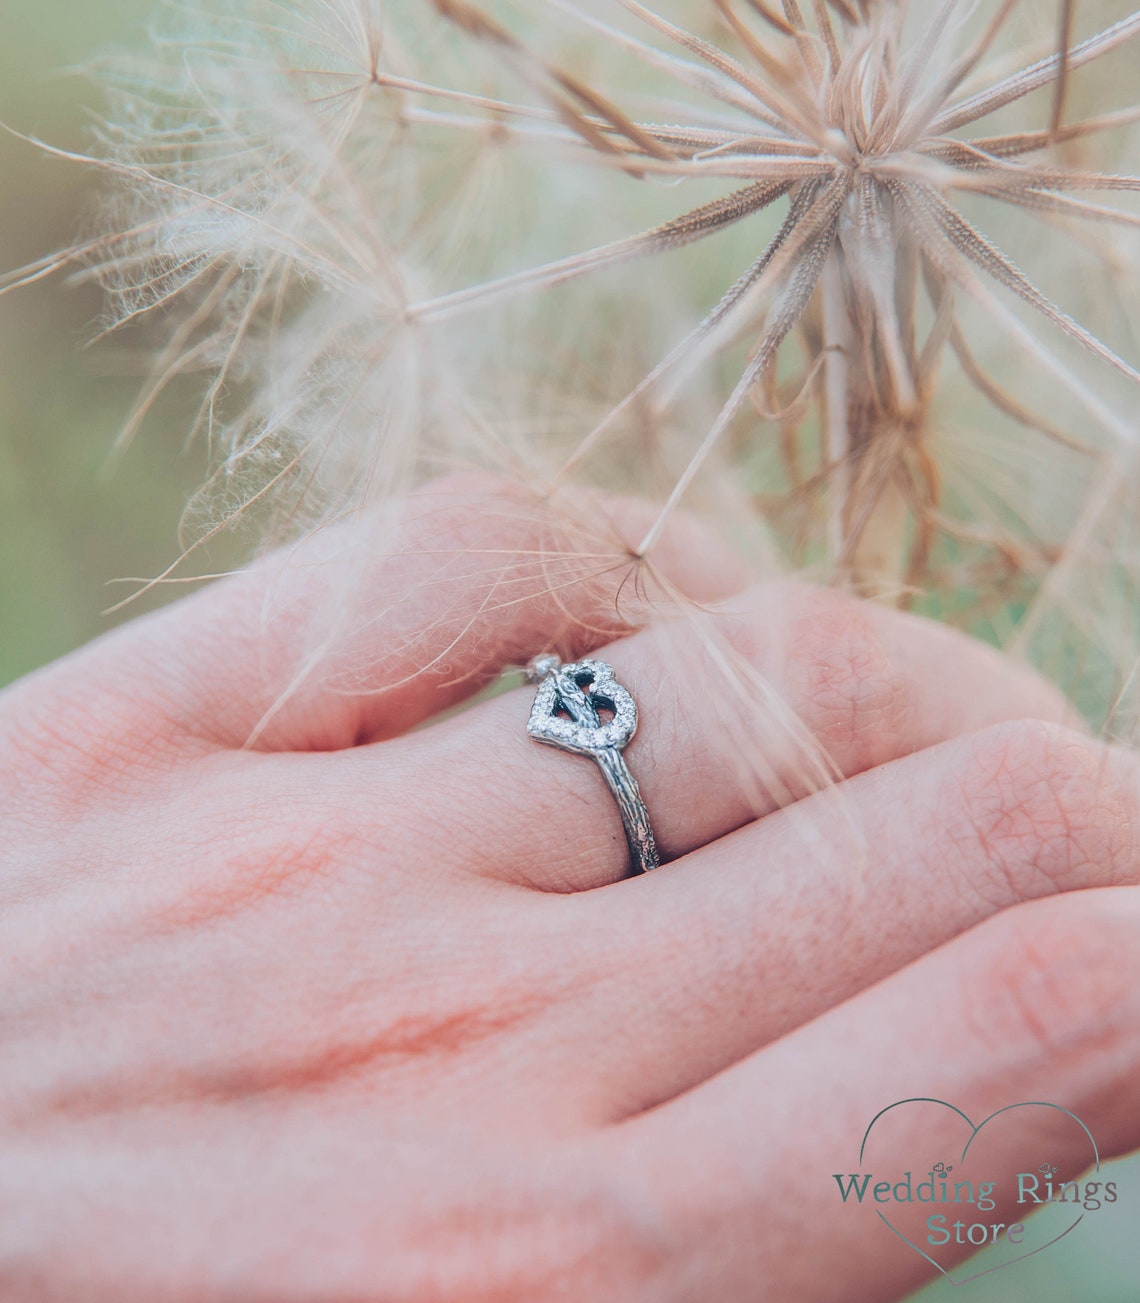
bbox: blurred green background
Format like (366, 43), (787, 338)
(0, 0), (230, 688)
(0, 2), (1137, 1297)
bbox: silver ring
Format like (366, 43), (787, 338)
(525, 654), (660, 876)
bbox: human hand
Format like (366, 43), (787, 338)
(3, 477), (1138, 1302)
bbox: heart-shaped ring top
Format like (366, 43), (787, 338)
(527, 659), (637, 756)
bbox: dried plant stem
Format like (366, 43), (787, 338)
(821, 248), (852, 565)
(850, 472), (912, 598)
(1051, 0), (1077, 139)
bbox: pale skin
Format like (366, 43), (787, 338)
(2, 477), (1140, 1302)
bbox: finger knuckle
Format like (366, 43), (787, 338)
(404, 473), (635, 644)
(785, 590), (913, 770)
(409, 469), (529, 519)
(391, 1167), (647, 1303)
(966, 896), (1135, 1066)
(0, 667), (179, 820)
(956, 720), (1134, 903)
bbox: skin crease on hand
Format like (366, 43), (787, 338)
(1, 474), (1139, 1303)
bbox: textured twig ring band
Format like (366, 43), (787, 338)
(525, 655), (660, 876)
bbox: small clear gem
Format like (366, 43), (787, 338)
(526, 653), (562, 684)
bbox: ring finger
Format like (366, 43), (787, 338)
(374, 582), (1077, 890)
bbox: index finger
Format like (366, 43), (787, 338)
(1, 475), (747, 755)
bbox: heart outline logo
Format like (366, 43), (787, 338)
(527, 659), (637, 756)
(859, 1098), (1100, 1287)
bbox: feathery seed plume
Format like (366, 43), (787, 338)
(4, 0), (1140, 745)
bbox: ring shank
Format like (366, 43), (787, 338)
(593, 747), (660, 876)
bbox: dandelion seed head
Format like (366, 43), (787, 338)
(5, 0), (1140, 750)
